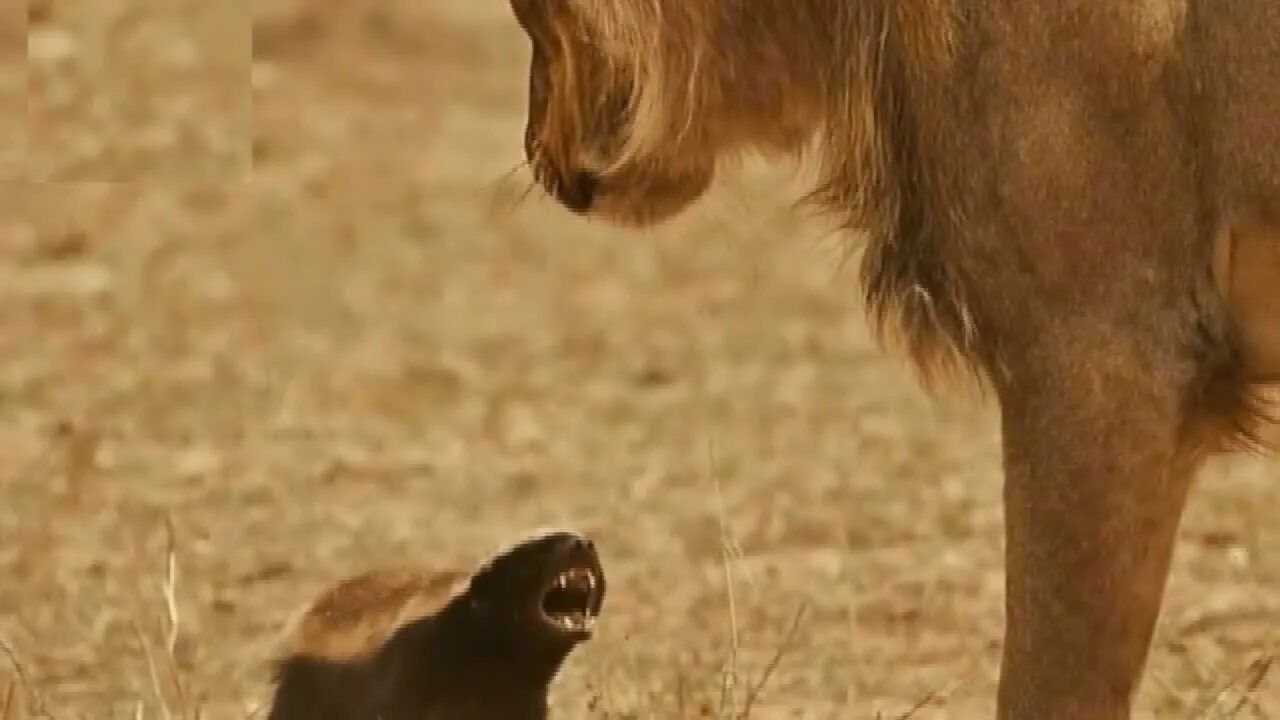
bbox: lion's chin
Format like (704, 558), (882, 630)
(587, 168), (715, 228)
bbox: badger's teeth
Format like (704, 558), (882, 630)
(554, 568), (597, 590)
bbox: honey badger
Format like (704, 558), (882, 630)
(266, 529), (605, 720)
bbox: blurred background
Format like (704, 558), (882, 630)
(3, 2), (1277, 718)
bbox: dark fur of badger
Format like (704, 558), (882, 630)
(265, 530), (605, 720)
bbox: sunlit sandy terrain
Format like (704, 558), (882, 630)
(2, 2), (1276, 718)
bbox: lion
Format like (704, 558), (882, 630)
(505, 1), (1280, 718)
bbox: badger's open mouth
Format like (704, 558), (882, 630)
(540, 566), (600, 634)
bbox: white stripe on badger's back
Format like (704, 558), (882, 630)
(279, 528), (586, 663)
(284, 567), (470, 662)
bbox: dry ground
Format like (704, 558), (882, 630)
(2, 2), (1277, 718)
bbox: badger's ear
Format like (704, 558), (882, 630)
(462, 579), (497, 621)
(465, 559), (509, 610)
(465, 568), (492, 602)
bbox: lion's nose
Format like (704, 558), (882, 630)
(557, 170), (599, 213)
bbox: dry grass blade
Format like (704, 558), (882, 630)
(1222, 655), (1274, 719)
(873, 660), (979, 720)
(734, 602), (809, 720)
(164, 517), (180, 656)
(0, 638), (29, 699)
(160, 516), (191, 715)
(889, 686), (947, 720)
(2, 677), (15, 720)
(708, 438), (742, 716)
(131, 618), (173, 720)
(1187, 653), (1276, 720)
(0, 633), (56, 720)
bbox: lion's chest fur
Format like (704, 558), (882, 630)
(879, 0), (1280, 398)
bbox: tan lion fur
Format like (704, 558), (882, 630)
(520, 0), (1275, 449)
(508, 1), (1280, 717)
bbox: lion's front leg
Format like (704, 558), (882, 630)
(993, 322), (1203, 720)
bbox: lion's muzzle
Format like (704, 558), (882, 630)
(553, 169), (599, 214)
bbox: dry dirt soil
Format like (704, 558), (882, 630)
(2, 2), (1278, 719)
